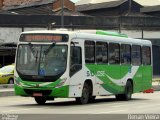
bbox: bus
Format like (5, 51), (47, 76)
(14, 29), (152, 105)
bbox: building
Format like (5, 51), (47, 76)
(141, 5), (160, 17)
(76, 0), (142, 16)
(0, 0), (79, 15)
(76, 0), (160, 16)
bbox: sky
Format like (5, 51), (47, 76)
(71, 0), (160, 6)
(70, 0), (80, 3)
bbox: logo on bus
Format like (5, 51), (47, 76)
(86, 71), (105, 77)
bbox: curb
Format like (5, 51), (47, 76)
(0, 84), (14, 97)
(0, 90), (15, 97)
(0, 84), (14, 89)
(153, 85), (160, 91)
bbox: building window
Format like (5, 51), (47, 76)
(85, 41), (95, 63)
(142, 46), (151, 65)
(109, 43), (120, 64)
(132, 45), (141, 65)
(121, 44), (131, 65)
(96, 42), (108, 64)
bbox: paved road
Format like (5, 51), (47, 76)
(0, 91), (160, 115)
(1, 92), (160, 120)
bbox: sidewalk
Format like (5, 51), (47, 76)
(0, 88), (15, 97)
(0, 84), (14, 89)
(0, 85), (15, 97)
(152, 81), (160, 91)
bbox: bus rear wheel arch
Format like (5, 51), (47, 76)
(116, 80), (133, 101)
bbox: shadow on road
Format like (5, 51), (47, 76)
(10, 97), (150, 108)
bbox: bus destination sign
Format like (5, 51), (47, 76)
(20, 34), (68, 42)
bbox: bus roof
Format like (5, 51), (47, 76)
(21, 29), (152, 46)
(96, 30), (128, 38)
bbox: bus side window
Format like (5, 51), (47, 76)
(132, 45), (141, 65)
(142, 46), (151, 65)
(70, 46), (82, 76)
(96, 42), (108, 64)
(109, 43), (120, 64)
(85, 41), (95, 63)
(121, 44), (131, 65)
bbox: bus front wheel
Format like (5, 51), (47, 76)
(76, 83), (90, 104)
(34, 97), (46, 105)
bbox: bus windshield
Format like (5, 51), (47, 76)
(16, 44), (67, 80)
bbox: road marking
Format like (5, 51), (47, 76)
(135, 104), (160, 109)
(112, 103), (148, 108)
(1, 108), (36, 113)
(96, 109), (127, 114)
(1, 106), (51, 113)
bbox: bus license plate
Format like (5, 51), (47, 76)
(33, 93), (43, 97)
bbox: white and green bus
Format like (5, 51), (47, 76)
(14, 29), (152, 104)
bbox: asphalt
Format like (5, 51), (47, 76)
(0, 80), (160, 97)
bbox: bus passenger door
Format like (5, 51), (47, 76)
(69, 45), (84, 97)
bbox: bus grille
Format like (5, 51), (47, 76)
(24, 89), (52, 96)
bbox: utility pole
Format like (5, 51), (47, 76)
(61, 0), (64, 28)
(128, 0), (132, 13)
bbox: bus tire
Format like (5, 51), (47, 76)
(34, 97), (46, 105)
(116, 80), (133, 101)
(76, 82), (90, 104)
(89, 96), (96, 103)
(115, 94), (123, 101)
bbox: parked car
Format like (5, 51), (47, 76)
(0, 64), (14, 84)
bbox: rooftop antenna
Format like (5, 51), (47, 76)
(61, 0), (64, 28)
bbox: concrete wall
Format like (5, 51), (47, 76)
(24, 27), (45, 31)
(143, 31), (160, 39)
(0, 27), (22, 43)
(0, 27), (45, 43)
(113, 29), (160, 39)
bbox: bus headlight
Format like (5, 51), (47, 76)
(55, 78), (67, 88)
(14, 76), (21, 86)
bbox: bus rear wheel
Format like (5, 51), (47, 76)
(116, 81), (133, 101)
(34, 97), (46, 105)
(76, 83), (90, 104)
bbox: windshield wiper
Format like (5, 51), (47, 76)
(28, 43), (36, 58)
(28, 43), (39, 63)
(44, 42), (56, 55)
